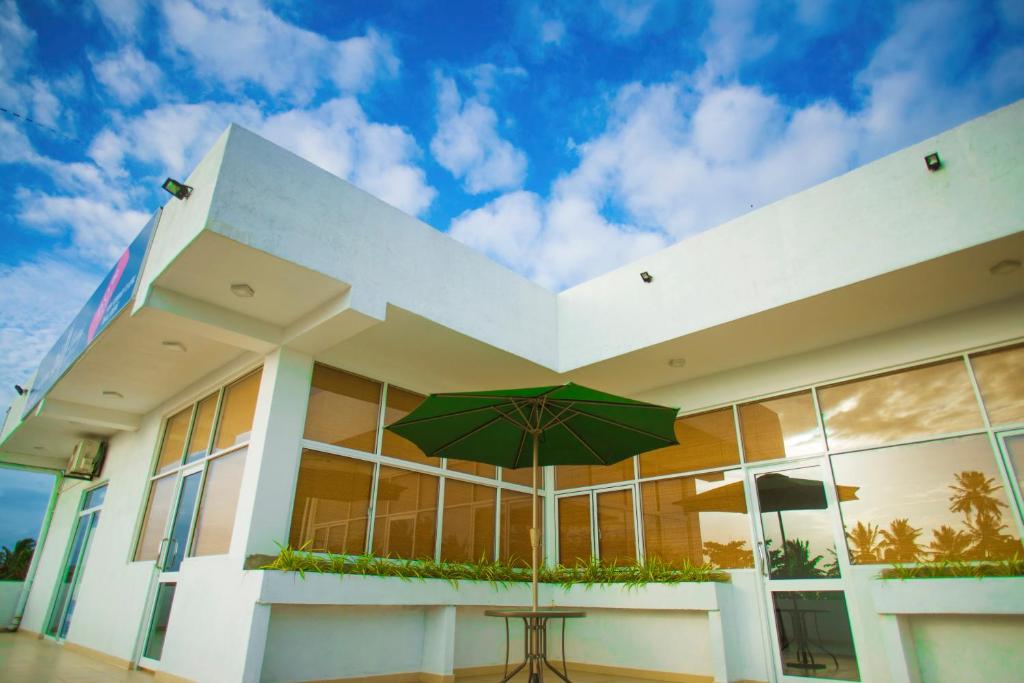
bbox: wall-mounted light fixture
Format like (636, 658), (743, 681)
(161, 340), (188, 352)
(14, 385), (25, 396)
(102, 390), (124, 399)
(989, 259), (1021, 276)
(230, 283), (255, 298)
(162, 177), (193, 200)
(640, 271), (653, 283)
(667, 358), (687, 368)
(924, 152), (942, 172)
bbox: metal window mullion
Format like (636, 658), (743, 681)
(206, 387), (227, 455)
(963, 353), (993, 431)
(375, 383), (388, 456)
(183, 462), (211, 559)
(434, 476), (446, 561)
(631, 482), (644, 564)
(365, 462), (382, 555)
(493, 486), (502, 561)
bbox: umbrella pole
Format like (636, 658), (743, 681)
(530, 431), (540, 612)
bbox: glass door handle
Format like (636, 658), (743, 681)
(757, 542), (769, 577)
(157, 537), (170, 571)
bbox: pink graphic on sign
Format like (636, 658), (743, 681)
(87, 249), (130, 343)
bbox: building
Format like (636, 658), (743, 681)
(1, 100), (1022, 683)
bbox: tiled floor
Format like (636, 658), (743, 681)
(0, 632), (665, 682)
(0, 633), (152, 683)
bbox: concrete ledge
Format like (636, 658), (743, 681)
(872, 577), (1024, 615)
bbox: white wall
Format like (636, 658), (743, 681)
(910, 615), (1024, 682)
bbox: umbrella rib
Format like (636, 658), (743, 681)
(390, 403), (517, 427)
(573, 411), (678, 444)
(539, 402), (577, 431)
(559, 421), (609, 465)
(430, 413), (506, 455)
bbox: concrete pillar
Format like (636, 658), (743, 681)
(879, 614), (922, 683)
(421, 605), (457, 682)
(706, 609), (731, 683)
(230, 347), (314, 559)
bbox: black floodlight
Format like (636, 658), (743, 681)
(924, 152), (941, 172)
(640, 271), (653, 283)
(162, 177), (193, 200)
(14, 384), (25, 396)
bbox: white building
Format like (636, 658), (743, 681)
(1, 100), (1022, 683)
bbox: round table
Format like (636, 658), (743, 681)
(484, 608), (586, 682)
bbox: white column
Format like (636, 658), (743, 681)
(543, 466), (557, 569)
(706, 609), (731, 683)
(879, 614), (922, 683)
(230, 346), (314, 559)
(421, 605), (457, 681)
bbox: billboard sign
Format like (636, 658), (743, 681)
(22, 211), (160, 419)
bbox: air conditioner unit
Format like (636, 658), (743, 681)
(66, 439), (106, 480)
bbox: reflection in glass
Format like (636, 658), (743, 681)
(185, 394), (217, 462)
(448, 459), (497, 479)
(500, 490), (538, 566)
(156, 408), (190, 474)
(1006, 434), (1024, 512)
(441, 480), (496, 562)
(558, 495), (592, 565)
(971, 344), (1024, 426)
(135, 475), (176, 561)
(289, 450), (373, 554)
(756, 468), (840, 579)
(191, 449), (247, 556)
(304, 364), (381, 453)
(831, 435), (1022, 563)
(740, 392), (824, 462)
(556, 460), (634, 490)
(214, 370), (262, 451)
(818, 359), (983, 452)
(639, 408), (739, 477)
(502, 467), (535, 487)
(772, 591), (859, 680)
(164, 472), (201, 572)
(372, 466), (438, 559)
(641, 470), (754, 568)
(381, 387), (432, 465)
(143, 583), (177, 661)
(82, 485), (106, 510)
(596, 489), (636, 565)
(46, 513), (96, 637)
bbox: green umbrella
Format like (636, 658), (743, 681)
(385, 382), (679, 610)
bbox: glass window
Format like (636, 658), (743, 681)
(971, 344), (1024, 426)
(156, 408), (190, 474)
(440, 480), (496, 562)
(831, 435), (1022, 564)
(1005, 434), (1024, 509)
(818, 359), (983, 452)
(143, 583), (177, 661)
(164, 472), (201, 572)
(381, 387), (432, 466)
(639, 408), (740, 477)
(558, 495), (592, 565)
(772, 591), (859, 681)
(83, 484), (106, 510)
(372, 466), (439, 559)
(556, 460), (634, 490)
(191, 449), (247, 556)
(499, 490), (537, 566)
(185, 394), (218, 463)
(502, 467), (535, 487)
(447, 460), (497, 479)
(755, 467), (839, 579)
(304, 364), (381, 453)
(135, 475), (176, 561)
(289, 450), (373, 554)
(596, 489), (636, 565)
(214, 370), (262, 451)
(641, 469), (754, 569)
(740, 392), (824, 462)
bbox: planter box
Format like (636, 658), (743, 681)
(872, 576), (1024, 615)
(256, 569), (723, 611)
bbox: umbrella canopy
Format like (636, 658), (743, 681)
(677, 473), (859, 514)
(386, 382), (679, 616)
(386, 383), (679, 468)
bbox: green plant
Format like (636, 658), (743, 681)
(0, 538), (36, 580)
(256, 545), (729, 586)
(878, 555), (1024, 579)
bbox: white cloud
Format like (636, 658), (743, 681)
(0, 0), (70, 130)
(17, 191), (150, 263)
(158, 0), (398, 102)
(90, 46), (162, 105)
(598, 0), (658, 37)
(0, 257), (105, 400)
(89, 97), (436, 216)
(700, 0), (777, 82)
(430, 72), (528, 194)
(90, 0), (146, 38)
(449, 191), (543, 270)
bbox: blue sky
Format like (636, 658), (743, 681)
(0, 0), (1023, 411)
(0, 467), (54, 550)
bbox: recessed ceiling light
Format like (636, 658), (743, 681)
(989, 259), (1021, 276)
(230, 283), (255, 298)
(161, 340), (187, 352)
(640, 271), (653, 283)
(33, 445), (45, 451)
(667, 358), (687, 368)
(102, 390), (124, 399)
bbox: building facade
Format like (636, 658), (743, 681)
(1, 101), (1023, 683)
